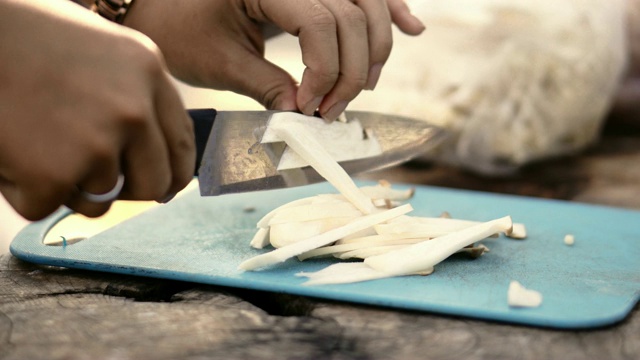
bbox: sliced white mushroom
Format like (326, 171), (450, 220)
(261, 113), (376, 214)
(267, 201), (362, 225)
(269, 217), (357, 248)
(507, 223), (528, 239)
(241, 112), (527, 287)
(334, 245), (410, 260)
(364, 216), (513, 276)
(380, 216), (522, 239)
(249, 227), (270, 249)
(238, 204), (413, 271)
(297, 262), (435, 286)
(297, 262), (391, 285)
(297, 238), (420, 261)
(564, 234), (575, 246)
(336, 232), (432, 245)
(262, 115), (382, 171)
(507, 281), (543, 308)
(296, 217), (510, 285)
(256, 196), (316, 228)
(374, 222), (474, 238)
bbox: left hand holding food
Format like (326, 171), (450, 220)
(123, 0), (425, 120)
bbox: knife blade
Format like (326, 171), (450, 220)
(188, 109), (446, 196)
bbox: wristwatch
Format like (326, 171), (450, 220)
(92, 0), (135, 24)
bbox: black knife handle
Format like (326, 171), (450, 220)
(188, 108), (217, 176)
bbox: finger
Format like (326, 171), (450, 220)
(153, 72), (198, 200)
(354, 0), (393, 90)
(1, 140), (118, 219)
(65, 164), (121, 218)
(252, 0), (341, 115)
(238, 59), (299, 111)
(214, 43), (299, 111)
(62, 134), (122, 217)
(118, 106), (172, 202)
(387, 0), (425, 35)
(0, 176), (68, 221)
(316, 0), (370, 121)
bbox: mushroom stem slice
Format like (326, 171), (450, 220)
(249, 227), (270, 249)
(365, 216), (513, 276)
(263, 114), (375, 214)
(238, 204), (413, 271)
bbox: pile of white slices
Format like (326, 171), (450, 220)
(239, 113), (526, 287)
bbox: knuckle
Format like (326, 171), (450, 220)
(175, 160), (196, 190)
(130, 175), (171, 202)
(33, 170), (74, 196)
(348, 73), (369, 89)
(307, 67), (340, 90)
(125, 36), (165, 76)
(177, 134), (196, 161)
(85, 138), (115, 164)
(113, 102), (152, 130)
(260, 82), (295, 110)
(341, 6), (367, 28)
(337, 74), (369, 98)
(317, 67), (341, 83)
(307, 6), (336, 30)
(139, 51), (164, 78)
(376, 37), (393, 62)
(174, 120), (196, 165)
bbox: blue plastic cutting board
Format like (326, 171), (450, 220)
(10, 182), (640, 329)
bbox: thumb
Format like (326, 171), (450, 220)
(227, 53), (299, 111)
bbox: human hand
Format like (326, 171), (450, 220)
(0, 0), (195, 220)
(124, 0), (425, 120)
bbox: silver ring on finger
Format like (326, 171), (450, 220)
(79, 174), (125, 203)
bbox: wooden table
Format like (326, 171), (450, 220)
(1, 122), (639, 360)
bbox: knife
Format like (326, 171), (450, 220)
(188, 109), (446, 196)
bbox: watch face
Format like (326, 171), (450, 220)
(94, 0), (134, 23)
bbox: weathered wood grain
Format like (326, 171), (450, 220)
(1, 253), (638, 360)
(0, 255), (346, 360)
(1, 123), (639, 359)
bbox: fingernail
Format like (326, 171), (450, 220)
(415, 18), (427, 33)
(322, 101), (348, 122)
(302, 96), (323, 115)
(366, 63), (383, 90)
(160, 193), (176, 204)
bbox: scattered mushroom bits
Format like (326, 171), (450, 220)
(564, 234), (575, 246)
(239, 112), (525, 286)
(507, 281), (543, 308)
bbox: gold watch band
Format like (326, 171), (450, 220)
(92, 0), (135, 24)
